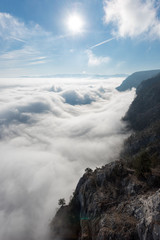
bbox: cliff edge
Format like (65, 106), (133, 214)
(50, 74), (160, 240)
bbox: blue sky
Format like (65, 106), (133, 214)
(0, 0), (160, 77)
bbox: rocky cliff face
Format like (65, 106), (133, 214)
(50, 161), (160, 240)
(124, 73), (160, 131)
(122, 74), (160, 168)
(50, 74), (160, 240)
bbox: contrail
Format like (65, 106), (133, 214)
(90, 37), (116, 49)
(10, 37), (26, 43)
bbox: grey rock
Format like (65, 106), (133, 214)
(50, 162), (160, 240)
(137, 190), (160, 240)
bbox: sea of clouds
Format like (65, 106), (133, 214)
(0, 77), (135, 240)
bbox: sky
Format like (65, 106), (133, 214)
(0, 0), (160, 77)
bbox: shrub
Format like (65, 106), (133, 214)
(58, 198), (66, 207)
(85, 168), (93, 174)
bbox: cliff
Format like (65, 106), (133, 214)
(50, 161), (160, 240)
(122, 74), (160, 165)
(50, 74), (160, 240)
(123, 73), (160, 131)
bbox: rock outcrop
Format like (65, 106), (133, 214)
(137, 189), (160, 240)
(50, 161), (160, 240)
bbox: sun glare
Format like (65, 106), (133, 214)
(67, 14), (84, 34)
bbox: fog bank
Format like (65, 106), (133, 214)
(0, 77), (135, 240)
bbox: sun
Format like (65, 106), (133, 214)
(67, 14), (84, 34)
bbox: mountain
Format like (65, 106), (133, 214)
(50, 74), (160, 240)
(21, 73), (128, 79)
(122, 73), (160, 168)
(123, 73), (160, 131)
(116, 69), (160, 91)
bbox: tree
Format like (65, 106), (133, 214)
(58, 198), (66, 207)
(85, 168), (93, 174)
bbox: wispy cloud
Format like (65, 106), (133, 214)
(90, 37), (116, 49)
(0, 12), (26, 40)
(34, 56), (47, 60)
(10, 37), (26, 43)
(0, 46), (45, 65)
(28, 60), (46, 65)
(0, 12), (51, 41)
(103, 0), (160, 39)
(86, 50), (111, 66)
(0, 46), (38, 60)
(0, 12), (53, 72)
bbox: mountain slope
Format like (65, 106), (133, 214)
(50, 73), (160, 240)
(123, 73), (160, 131)
(121, 74), (160, 170)
(116, 69), (160, 92)
(50, 162), (160, 240)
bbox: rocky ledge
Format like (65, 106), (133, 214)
(50, 161), (160, 240)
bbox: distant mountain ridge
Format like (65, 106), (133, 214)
(21, 73), (127, 79)
(116, 69), (160, 91)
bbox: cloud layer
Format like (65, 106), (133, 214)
(104, 0), (160, 39)
(0, 77), (135, 240)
